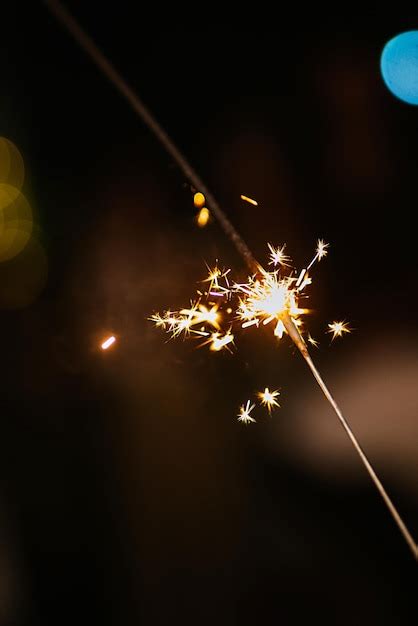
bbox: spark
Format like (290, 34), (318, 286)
(242, 319), (259, 329)
(307, 239), (329, 270)
(180, 303), (220, 330)
(297, 275), (312, 292)
(274, 319), (285, 338)
(149, 312), (167, 328)
(327, 320), (351, 340)
(196, 207), (210, 227)
(258, 387), (280, 412)
(193, 192), (205, 208)
(295, 268), (306, 287)
(150, 302), (221, 342)
(152, 243), (317, 350)
(237, 400), (256, 424)
(101, 336), (116, 350)
(267, 243), (291, 267)
(171, 315), (193, 338)
(202, 265), (230, 296)
(307, 334), (319, 348)
(209, 330), (234, 352)
(317, 239), (329, 260)
(240, 194), (258, 206)
(235, 268), (309, 336)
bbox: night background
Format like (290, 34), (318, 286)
(1, 4), (417, 625)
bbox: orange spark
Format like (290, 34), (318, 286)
(240, 194), (258, 206)
(193, 192), (205, 208)
(196, 207), (210, 227)
(101, 336), (116, 350)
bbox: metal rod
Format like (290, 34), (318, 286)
(43, 0), (258, 273)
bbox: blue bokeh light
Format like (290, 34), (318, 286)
(381, 31), (418, 105)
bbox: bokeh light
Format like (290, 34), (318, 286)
(0, 184), (33, 262)
(0, 137), (25, 189)
(381, 31), (418, 105)
(0, 237), (47, 309)
(0, 137), (46, 308)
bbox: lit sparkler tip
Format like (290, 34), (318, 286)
(267, 243), (291, 267)
(237, 400), (256, 424)
(240, 194), (258, 206)
(152, 241), (323, 353)
(327, 320), (351, 340)
(151, 239), (338, 363)
(258, 387), (280, 412)
(101, 335), (116, 350)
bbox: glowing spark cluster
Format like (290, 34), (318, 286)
(150, 239), (350, 422)
(150, 302), (222, 341)
(234, 268), (307, 334)
(236, 387), (281, 424)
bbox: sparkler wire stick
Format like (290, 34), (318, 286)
(305, 354), (417, 558)
(45, 0), (417, 559)
(282, 312), (417, 559)
(43, 0), (258, 273)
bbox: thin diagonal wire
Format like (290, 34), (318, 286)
(44, 0), (417, 560)
(43, 0), (258, 273)
(305, 353), (417, 559)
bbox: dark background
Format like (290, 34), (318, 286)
(1, 4), (417, 625)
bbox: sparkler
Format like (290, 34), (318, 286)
(151, 239), (331, 361)
(46, 0), (417, 559)
(150, 241), (347, 423)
